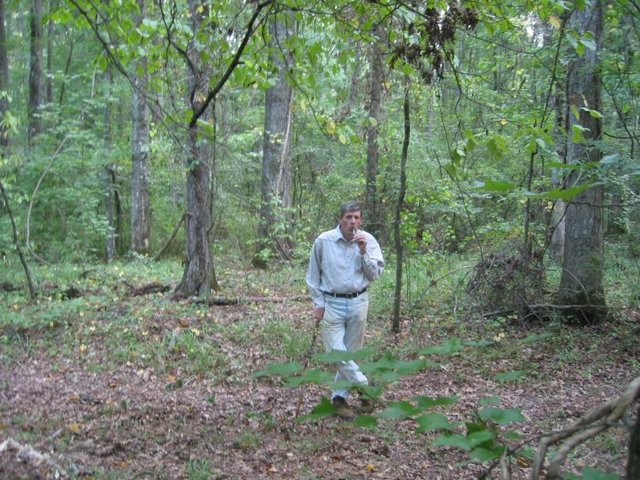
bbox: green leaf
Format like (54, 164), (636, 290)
(415, 412), (459, 432)
(415, 395), (459, 409)
(486, 135), (507, 157)
(379, 400), (421, 419)
(520, 332), (554, 344)
(478, 407), (526, 425)
(284, 369), (333, 387)
(313, 348), (375, 363)
(298, 397), (335, 422)
(524, 184), (591, 201)
(464, 339), (493, 348)
(581, 107), (602, 119)
(580, 37), (597, 52)
(420, 337), (463, 355)
(353, 415), (378, 427)
(546, 161), (578, 170)
(467, 430), (496, 448)
(354, 383), (383, 400)
(471, 446), (505, 461)
(473, 180), (516, 193)
(444, 163), (458, 179)
(252, 361), (302, 378)
(581, 468), (620, 480)
(390, 359), (430, 375)
(432, 433), (471, 450)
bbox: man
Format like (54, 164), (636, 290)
(306, 200), (384, 414)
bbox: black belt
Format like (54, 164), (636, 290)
(323, 288), (367, 299)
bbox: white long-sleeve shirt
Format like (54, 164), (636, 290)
(306, 226), (384, 309)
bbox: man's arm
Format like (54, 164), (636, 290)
(306, 239), (325, 309)
(361, 234), (384, 282)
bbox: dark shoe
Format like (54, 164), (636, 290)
(359, 398), (374, 413)
(332, 396), (354, 419)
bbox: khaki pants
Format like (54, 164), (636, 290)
(322, 292), (369, 400)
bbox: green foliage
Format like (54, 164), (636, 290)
(563, 468), (621, 480)
(186, 459), (214, 480)
(256, 336), (532, 466)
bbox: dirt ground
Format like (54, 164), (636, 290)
(1, 294), (638, 480)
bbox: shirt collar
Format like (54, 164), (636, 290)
(333, 225), (352, 243)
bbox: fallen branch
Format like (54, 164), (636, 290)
(0, 437), (68, 478)
(189, 295), (308, 306)
(128, 281), (173, 297)
(530, 376), (640, 480)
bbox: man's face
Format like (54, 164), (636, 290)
(339, 210), (362, 239)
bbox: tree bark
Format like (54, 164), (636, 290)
(28, 0), (45, 145)
(173, 0), (268, 297)
(176, 1), (213, 297)
(392, 78), (410, 334)
(0, 181), (37, 300)
(130, 0), (151, 254)
(556, 1), (606, 324)
(629, 405), (640, 480)
(365, 28), (384, 238)
(0, 0), (10, 148)
(179, 125), (213, 296)
(103, 65), (117, 262)
(45, 0), (56, 105)
(256, 11), (294, 267)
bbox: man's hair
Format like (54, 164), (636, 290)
(340, 200), (362, 218)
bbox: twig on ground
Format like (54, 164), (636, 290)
(530, 376), (640, 480)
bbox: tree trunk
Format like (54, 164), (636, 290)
(365, 28), (384, 238)
(103, 65), (117, 262)
(549, 48), (566, 264)
(130, 0), (151, 253)
(28, 0), (45, 145)
(255, 12), (294, 267)
(174, 0), (268, 297)
(178, 125), (213, 297)
(176, 1), (214, 297)
(556, 1), (606, 324)
(0, 0), (10, 148)
(45, 0), (55, 105)
(629, 405), (640, 480)
(392, 78), (410, 334)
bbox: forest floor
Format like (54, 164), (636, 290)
(1, 261), (639, 480)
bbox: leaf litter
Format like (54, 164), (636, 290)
(0, 271), (638, 480)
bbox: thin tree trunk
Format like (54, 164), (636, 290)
(549, 35), (567, 264)
(45, 0), (55, 104)
(58, 32), (73, 105)
(556, 1), (606, 324)
(256, 12), (294, 267)
(28, 0), (45, 145)
(130, 0), (151, 253)
(0, 0), (10, 148)
(0, 181), (36, 300)
(365, 28), (384, 238)
(103, 65), (117, 262)
(392, 78), (410, 334)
